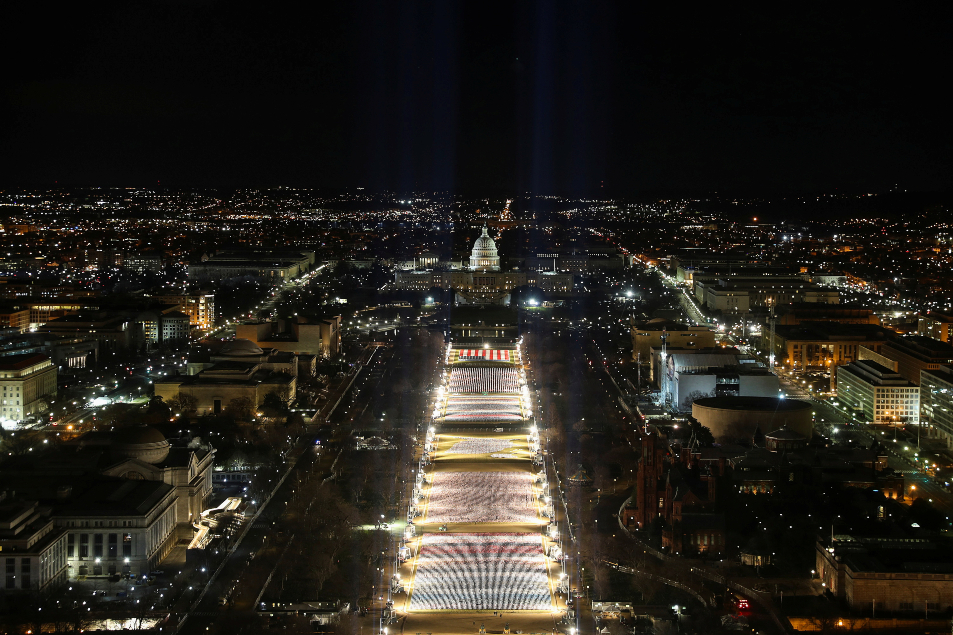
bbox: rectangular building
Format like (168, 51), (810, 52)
(0, 498), (69, 592)
(0, 306), (31, 333)
(148, 292), (215, 329)
(919, 312), (953, 343)
(877, 336), (953, 385)
(772, 323), (892, 371)
(836, 359), (920, 425)
(672, 366), (779, 411)
(817, 535), (953, 613)
(0, 354), (57, 424)
(631, 319), (716, 362)
(693, 274), (839, 314)
(187, 251), (314, 282)
(41, 312), (139, 352)
(920, 365), (953, 446)
(236, 316), (341, 358)
(56, 480), (178, 580)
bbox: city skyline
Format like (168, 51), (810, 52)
(3, 3), (953, 633)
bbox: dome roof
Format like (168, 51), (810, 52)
(219, 338), (264, 356)
(472, 226), (498, 255)
(113, 425), (166, 445)
(693, 396), (812, 413)
(765, 426), (807, 440)
(470, 225), (500, 271)
(111, 425), (170, 464)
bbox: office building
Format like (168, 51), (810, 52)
(817, 534), (953, 613)
(836, 360), (920, 425)
(693, 275), (839, 314)
(919, 312), (953, 343)
(631, 318), (715, 363)
(187, 250), (314, 282)
(875, 336), (953, 385)
(0, 496), (69, 592)
(147, 292), (215, 330)
(772, 323), (892, 371)
(41, 311), (140, 352)
(0, 354), (57, 425)
(920, 365), (953, 446)
(0, 305), (31, 333)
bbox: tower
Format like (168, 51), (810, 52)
(634, 432), (667, 529)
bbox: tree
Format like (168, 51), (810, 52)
(909, 497), (945, 531)
(0, 430), (44, 456)
(285, 411), (306, 433)
(262, 388), (290, 413)
(167, 392), (198, 416)
(146, 394), (171, 418)
(368, 260), (391, 288)
(680, 389), (715, 411)
(687, 418), (715, 448)
(332, 260), (351, 278)
(227, 396), (255, 421)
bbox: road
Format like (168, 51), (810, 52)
(177, 330), (442, 633)
(177, 443), (329, 633)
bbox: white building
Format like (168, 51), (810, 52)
(148, 292), (216, 330)
(57, 479), (178, 579)
(1, 425), (214, 581)
(673, 367), (780, 411)
(837, 359), (920, 425)
(0, 497), (69, 592)
(91, 426), (215, 536)
(0, 353), (56, 426)
(919, 365), (953, 445)
(469, 225), (500, 271)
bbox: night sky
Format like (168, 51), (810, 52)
(2, 2), (950, 196)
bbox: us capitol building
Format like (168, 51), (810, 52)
(393, 225), (572, 305)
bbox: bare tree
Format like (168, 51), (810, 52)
(167, 391), (198, 416)
(0, 430), (43, 456)
(680, 390), (715, 411)
(227, 395), (255, 421)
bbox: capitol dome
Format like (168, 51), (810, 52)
(110, 425), (170, 464)
(470, 225), (500, 271)
(219, 338), (265, 356)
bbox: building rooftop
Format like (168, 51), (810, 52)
(824, 534), (953, 574)
(680, 365), (773, 376)
(55, 479), (174, 517)
(923, 365), (953, 380)
(219, 338), (264, 356)
(886, 335), (953, 357)
(776, 322), (893, 341)
(693, 396), (812, 412)
(0, 353), (50, 370)
(838, 359), (918, 386)
(764, 426), (807, 440)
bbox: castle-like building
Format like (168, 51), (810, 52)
(623, 431), (726, 555)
